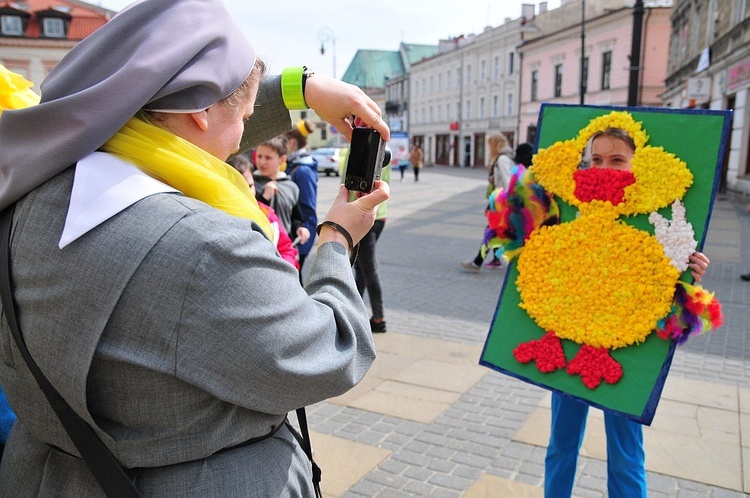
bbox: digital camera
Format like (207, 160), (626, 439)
(344, 127), (391, 193)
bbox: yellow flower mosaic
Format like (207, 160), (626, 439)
(517, 111), (693, 349)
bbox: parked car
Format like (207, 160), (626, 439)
(311, 147), (344, 176)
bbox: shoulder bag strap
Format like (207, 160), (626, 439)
(0, 206), (140, 498)
(294, 407), (322, 498)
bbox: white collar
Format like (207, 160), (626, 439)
(59, 152), (179, 249)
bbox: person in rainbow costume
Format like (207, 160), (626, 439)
(484, 110), (722, 497)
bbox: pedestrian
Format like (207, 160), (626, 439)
(544, 128), (711, 498)
(395, 145), (409, 181)
(460, 133), (515, 272)
(253, 136), (310, 248)
(284, 119), (318, 278)
(514, 141), (534, 168)
(353, 163), (391, 333)
(228, 154), (300, 270)
(0, 1), (390, 495)
(741, 203), (750, 281)
(410, 143), (424, 181)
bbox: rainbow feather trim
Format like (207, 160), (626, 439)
(483, 166), (560, 261)
(656, 281), (723, 344)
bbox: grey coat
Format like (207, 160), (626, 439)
(0, 79), (375, 494)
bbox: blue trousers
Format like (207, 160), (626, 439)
(544, 392), (647, 498)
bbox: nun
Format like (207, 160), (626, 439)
(0, 0), (388, 495)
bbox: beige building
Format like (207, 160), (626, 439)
(663, 0), (750, 195)
(408, 18), (524, 167)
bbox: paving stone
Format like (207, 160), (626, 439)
(427, 472), (473, 491)
(304, 172), (750, 498)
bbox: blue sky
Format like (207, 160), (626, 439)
(96, 1), (561, 79)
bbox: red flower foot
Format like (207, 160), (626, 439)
(566, 345), (623, 389)
(513, 331), (566, 373)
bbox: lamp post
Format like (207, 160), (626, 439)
(318, 27), (337, 79)
(627, 0), (645, 106)
(580, 0), (586, 105)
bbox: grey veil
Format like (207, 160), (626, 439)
(0, 0), (256, 210)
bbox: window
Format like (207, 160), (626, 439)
(506, 93), (514, 117)
(456, 102), (461, 120)
(42, 17), (65, 38)
(429, 76), (434, 95)
(422, 78), (426, 96)
(479, 97), (486, 118)
(494, 56), (500, 79)
(554, 64), (563, 98)
(456, 68), (461, 87)
(446, 103), (451, 121)
(493, 95), (499, 117)
(1, 15), (23, 35)
(429, 106), (434, 123)
(734, 0), (747, 23)
(581, 56), (589, 93)
(438, 74), (442, 93)
(531, 70), (538, 101)
(480, 60), (487, 82)
(508, 52), (515, 75)
(601, 51), (612, 90)
(466, 100), (472, 119)
(414, 80), (419, 97)
(466, 64), (472, 84)
(438, 105), (442, 121)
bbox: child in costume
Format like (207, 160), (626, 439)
(484, 115), (719, 497)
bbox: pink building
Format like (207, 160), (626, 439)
(518, 0), (672, 144)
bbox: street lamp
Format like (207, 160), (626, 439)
(627, 0), (645, 106)
(580, 0), (586, 105)
(318, 27), (337, 79)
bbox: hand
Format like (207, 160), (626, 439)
(687, 251), (710, 282)
(296, 226), (310, 245)
(262, 181), (278, 201)
(304, 75), (390, 143)
(318, 181), (390, 249)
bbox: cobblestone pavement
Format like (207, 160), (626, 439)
(305, 165), (750, 498)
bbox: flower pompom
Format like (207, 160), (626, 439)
(0, 65), (40, 112)
(483, 166), (560, 261)
(656, 281), (723, 344)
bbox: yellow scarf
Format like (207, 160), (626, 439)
(100, 115), (273, 240)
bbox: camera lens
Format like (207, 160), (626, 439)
(359, 180), (368, 190)
(382, 148), (392, 167)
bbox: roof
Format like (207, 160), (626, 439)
(342, 43), (438, 89)
(400, 43), (439, 70)
(0, 0), (112, 40)
(342, 49), (405, 88)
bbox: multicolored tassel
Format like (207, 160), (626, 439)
(483, 166), (560, 261)
(656, 281), (723, 344)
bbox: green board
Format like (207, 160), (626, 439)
(479, 104), (731, 424)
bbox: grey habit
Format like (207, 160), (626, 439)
(0, 0), (375, 496)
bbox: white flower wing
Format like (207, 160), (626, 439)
(648, 199), (697, 273)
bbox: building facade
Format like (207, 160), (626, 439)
(663, 0), (750, 195)
(518, 0), (672, 144)
(0, 0), (112, 91)
(408, 19), (524, 167)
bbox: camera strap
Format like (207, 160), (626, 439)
(0, 204), (141, 497)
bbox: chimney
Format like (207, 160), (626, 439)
(521, 3), (535, 19)
(539, 2), (548, 14)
